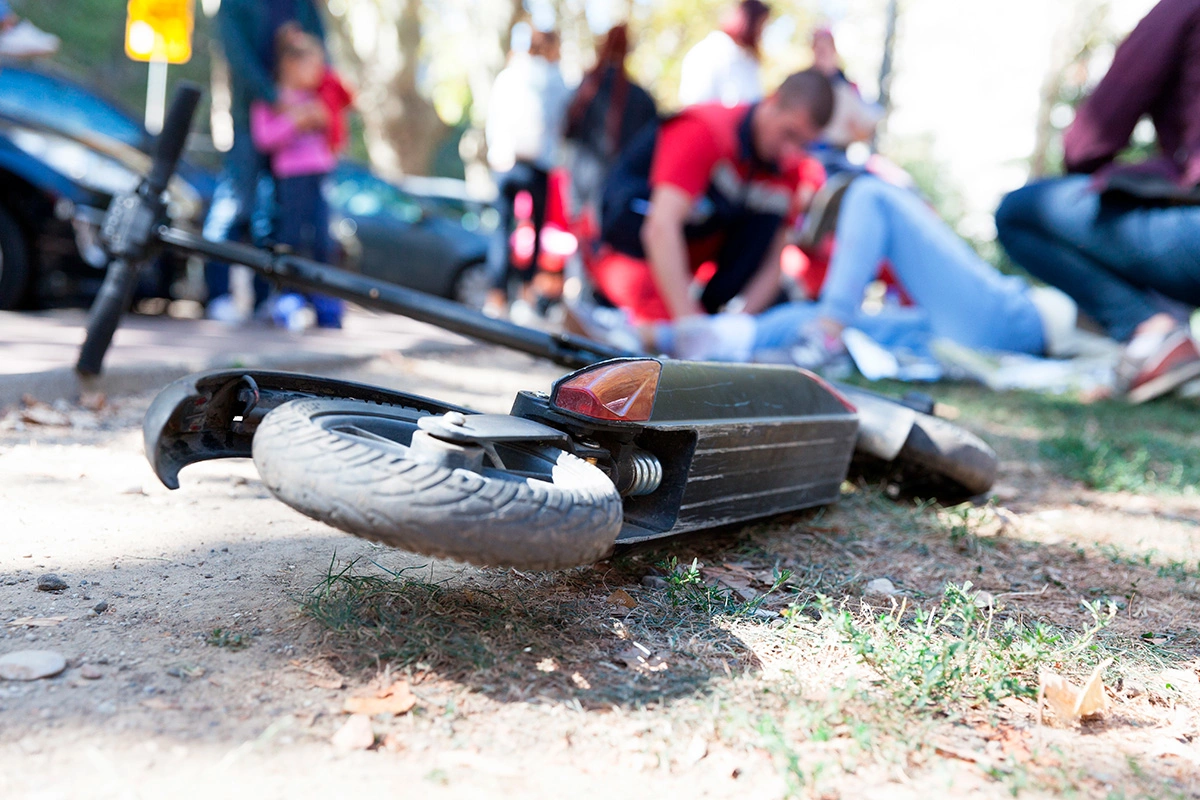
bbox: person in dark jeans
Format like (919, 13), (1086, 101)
(995, 0), (1200, 403)
(204, 0), (325, 321)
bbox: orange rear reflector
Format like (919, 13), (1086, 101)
(552, 360), (661, 422)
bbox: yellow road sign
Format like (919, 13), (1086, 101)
(125, 0), (194, 64)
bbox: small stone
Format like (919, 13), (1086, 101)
(80, 665), (103, 680)
(641, 575), (669, 589)
(331, 714), (375, 751)
(92, 600), (108, 614)
(864, 578), (898, 596)
(36, 574), (68, 593)
(0, 650), (68, 681)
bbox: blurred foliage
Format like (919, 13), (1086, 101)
(14, 0), (215, 133)
(626, 0), (820, 113)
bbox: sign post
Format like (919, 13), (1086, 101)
(125, 0), (195, 134)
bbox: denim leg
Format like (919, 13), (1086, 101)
(487, 168), (520, 291)
(276, 174), (341, 325)
(822, 177), (1044, 354)
(203, 129), (269, 302)
(0, 2), (14, 22)
(754, 301), (935, 355)
(996, 176), (1200, 341)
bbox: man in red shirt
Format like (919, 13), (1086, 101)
(595, 69), (834, 329)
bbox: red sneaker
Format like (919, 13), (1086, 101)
(1117, 327), (1200, 404)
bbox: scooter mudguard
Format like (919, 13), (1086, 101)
(143, 369), (473, 489)
(834, 384), (916, 462)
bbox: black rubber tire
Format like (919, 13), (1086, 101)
(251, 398), (624, 569)
(891, 411), (997, 500)
(0, 205), (30, 310)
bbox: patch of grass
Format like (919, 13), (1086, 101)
(298, 557), (504, 672)
(206, 627), (252, 650)
(659, 556), (791, 617)
(828, 583), (1116, 710)
(1097, 544), (1200, 583)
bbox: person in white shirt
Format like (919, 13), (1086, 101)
(484, 29), (572, 316)
(678, 0), (771, 108)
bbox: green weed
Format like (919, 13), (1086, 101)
(205, 627), (251, 650)
(829, 583), (1115, 709)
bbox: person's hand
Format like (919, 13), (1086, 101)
(288, 101), (328, 132)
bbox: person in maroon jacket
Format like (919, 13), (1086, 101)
(996, 0), (1200, 403)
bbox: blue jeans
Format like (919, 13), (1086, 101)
(202, 128), (272, 304)
(275, 173), (342, 327)
(0, 2), (13, 22)
(758, 177), (1045, 354)
(996, 176), (1200, 342)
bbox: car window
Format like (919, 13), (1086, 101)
(0, 68), (144, 147)
(329, 167), (425, 224)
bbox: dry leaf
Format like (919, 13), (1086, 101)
(699, 568), (758, 601)
(342, 680), (417, 716)
(606, 589), (637, 609)
(331, 714), (375, 751)
(7, 616), (68, 628)
(1039, 658), (1113, 724)
(20, 404), (69, 427)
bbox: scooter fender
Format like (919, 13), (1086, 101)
(834, 384), (916, 462)
(144, 369), (474, 489)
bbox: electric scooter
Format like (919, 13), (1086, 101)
(78, 86), (996, 570)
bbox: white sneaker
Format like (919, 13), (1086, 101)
(0, 20), (60, 58)
(1028, 285), (1079, 358)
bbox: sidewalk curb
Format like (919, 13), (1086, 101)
(0, 351), (377, 410)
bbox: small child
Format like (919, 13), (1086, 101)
(251, 24), (348, 329)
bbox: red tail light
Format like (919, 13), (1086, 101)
(551, 360), (661, 422)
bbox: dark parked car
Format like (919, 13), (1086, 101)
(0, 64), (494, 311)
(0, 65), (212, 308)
(328, 162), (493, 309)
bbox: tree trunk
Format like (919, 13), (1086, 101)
(329, 0), (448, 178)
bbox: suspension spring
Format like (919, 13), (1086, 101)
(624, 450), (663, 497)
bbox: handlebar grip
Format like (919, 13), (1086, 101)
(76, 259), (138, 377)
(145, 83), (202, 198)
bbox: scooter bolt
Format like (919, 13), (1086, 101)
(442, 412), (467, 427)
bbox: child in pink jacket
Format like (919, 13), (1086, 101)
(251, 24), (343, 329)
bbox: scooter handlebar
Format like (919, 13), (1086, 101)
(145, 83), (202, 199)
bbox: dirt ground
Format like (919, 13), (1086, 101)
(2, 345), (1199, 799)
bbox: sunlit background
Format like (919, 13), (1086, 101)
(14, 0), (1158, 255)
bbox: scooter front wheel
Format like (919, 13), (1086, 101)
(251, 398), (624, 569)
